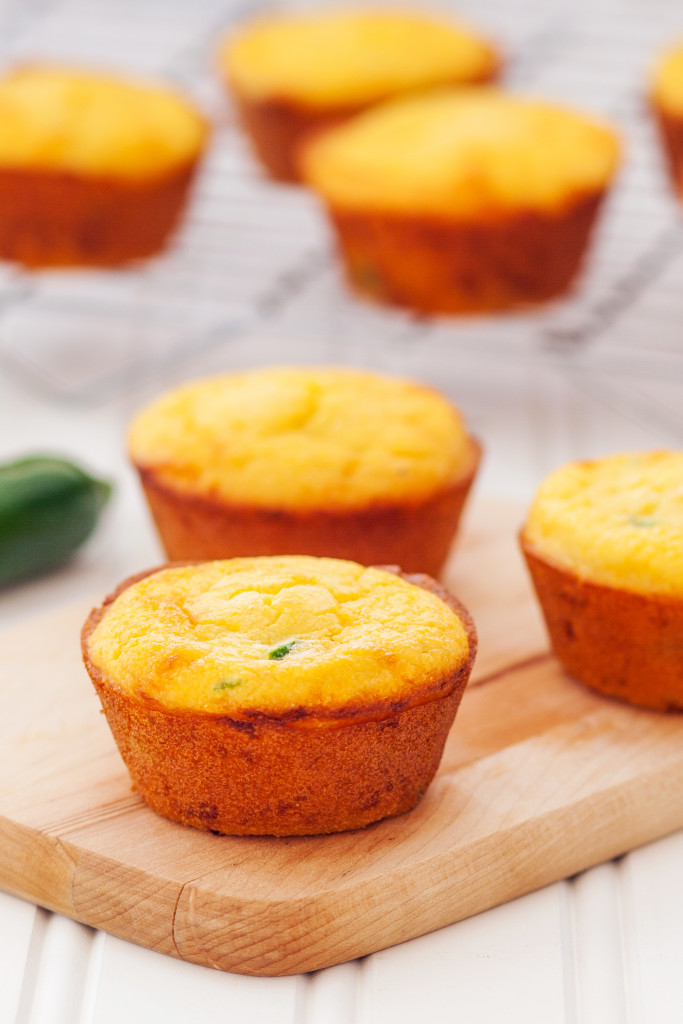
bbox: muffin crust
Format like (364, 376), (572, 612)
(84, 557), (471, 714)
(523, 452), (683, 597)
(129, 367), (474, 510)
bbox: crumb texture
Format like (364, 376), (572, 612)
(222, 9), (497, 107)
(0, 67), (206, 177)
(303, 89), (619, 216)
(86, 556), (469, 714)
(523, 451), (683, 595)
(129, 367), (473, 509)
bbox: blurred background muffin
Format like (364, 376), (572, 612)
(302, 88), (620, 313)
(0, 66), (208, 267)
(650, 43), (683, 201)
(128, 365), (481, 576)
(219, 7), (499, 181)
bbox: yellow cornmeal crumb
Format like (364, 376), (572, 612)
(651, 44), (683, 115)
(523, 452), (683, 597)
(0, 67), (207, 179)
(87, 556), (469, 714)
(222, 9), (497, 108)
(303, 88), (619, 217)
(128, 367), (473, 510)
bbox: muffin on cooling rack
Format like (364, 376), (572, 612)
(219, 7), (499, 181)
(302, 88), (620, 314)
(0, 66), (208, 267)
(520, 451), (683, 712)
(128, 366), (481, 576)
(650, 43), (683, 200)
(82, 555), (477, 835)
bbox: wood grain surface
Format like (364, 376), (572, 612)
(1, 497), (682, 977)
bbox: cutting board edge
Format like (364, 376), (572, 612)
(4, 752), (681, 977)
(170, 755), (683, 974)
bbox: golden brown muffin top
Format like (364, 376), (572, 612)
(0, 67), (207, 178)
(85, 556), (471, 715)
(303, 88), (619, 217)
(128, 366), (475, 510)
(221, 8), (498, 109)
(522, 451), (683, 596)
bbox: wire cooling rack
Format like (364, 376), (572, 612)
(0, 0), (681, 434)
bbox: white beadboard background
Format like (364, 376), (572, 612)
(0, 0), (682, 1020)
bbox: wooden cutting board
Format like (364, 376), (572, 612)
(1, 497), (683, 977)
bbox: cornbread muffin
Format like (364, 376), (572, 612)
(651, 44), (683, 199)
(520, 452), (683, 711)
(129, 366), (481, 575)
(220, 8), (499, 180)
(302, 88), (620, 313)
(0, 66), (208, 267)
(81, 556), (477, 835)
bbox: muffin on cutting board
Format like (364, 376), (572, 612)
(520, 451), (683, 711)
(302, 88), (620, 313)
(0, 66), (208, 267)
(128, 366), (481, 576)
(219, 7), (499, 180)
(81, 555), (477, 835)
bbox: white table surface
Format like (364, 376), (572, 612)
(1, 0), (683, 1019)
